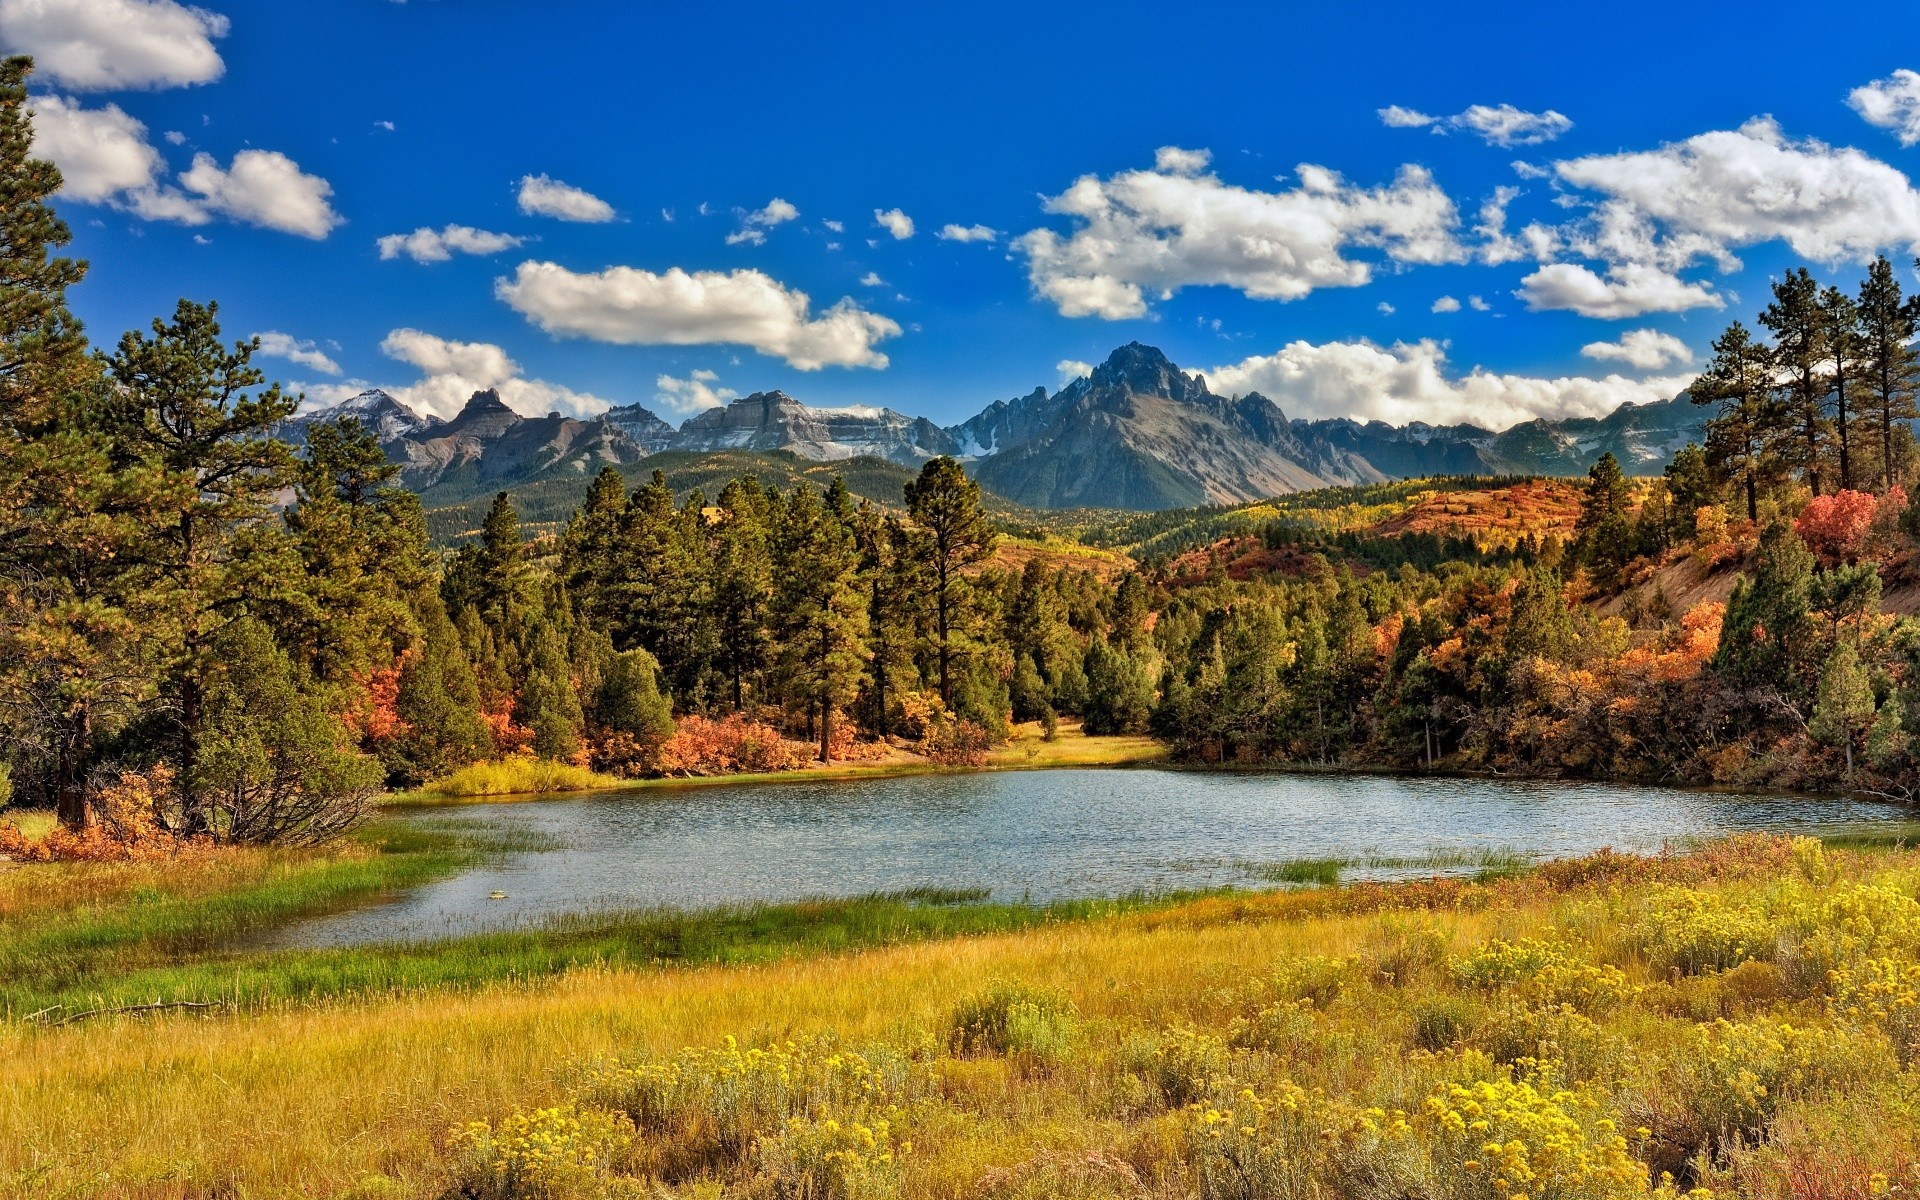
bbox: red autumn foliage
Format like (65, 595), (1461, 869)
(1794, 489), (1879, 564)
(651, 713), (807, 776)
(0, 767), (209, 862)
(342, 654), (409, 742)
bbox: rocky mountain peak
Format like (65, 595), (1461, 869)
(445, 389), (520, 439)
(1089, 341), (1211, 405)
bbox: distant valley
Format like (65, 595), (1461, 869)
(286, 342), (1710, 516)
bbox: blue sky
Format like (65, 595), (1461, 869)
(12, 0), (1920, 430)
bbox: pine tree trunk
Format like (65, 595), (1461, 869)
(1836, 377), (1853, 491)
(54, 703), (90, 832)
(819, 696), (832, 763)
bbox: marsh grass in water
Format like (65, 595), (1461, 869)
(1245, 847), (1535, 887)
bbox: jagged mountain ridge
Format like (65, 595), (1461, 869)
(283, 342), (1711, 512)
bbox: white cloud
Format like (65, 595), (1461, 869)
(377, 224), (524, 264)
(253, 331), (340, 375)
(1579, 328), (1694, 370)
(1154, 145), (1212, 174)
(1468, 295), (1491, 311)
(0, 0), (227, 90)
(1549, 118), (1920, 274)
(858, 271), (885, 286)
(653, 368), (736, 415)
(1451, 104), (1572, 147)
(378, 328), (608, 420)
(1431, 295), (1461, 313)
(1056, 359), (1093, 385)
(1378, 103), (1572, 146)
(1015, 150), (1467, 319)
(1205, 338), (1690, 429)
(726, 196), (799, 246)
(172, 150), (341, 238)
(1376, 301), (1395, 315)
(496, 261), (902, 371)
(823, 219), (844, 233)
(936, 222), (998, 243)
(1516, 262), (1722, 318)
(26, 93), (161, 201)
(71, 144), (340, 238)
(1378, 105), (1435, 129)
(1849, 69), (1920, 146)
(517, 174), (614, 223)
(874, 207), (914, 239)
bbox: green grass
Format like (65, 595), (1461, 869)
(1244, 848), (1535, 887)
(0, 819), (482, 1019)
(3, 884), (1185, 1019)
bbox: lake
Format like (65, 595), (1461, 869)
(272, 767), (1901, 948)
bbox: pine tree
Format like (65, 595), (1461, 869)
(1575, 452), (1635, 574)
(1818, 285), (1861, 492)
(1760, 268), (1830, 495)
(904, 456), (994, 706)
(560, 466), (627, 626)
(710, 476), (773, 711)
(110, 302), (299, 834)
(853, 504), (925, 738)
(1692, 321), (1782, 521)
(1714, 522), (1819, 707)
(281, 416), (425, 683)
(770, 482), (868, 762)
(476, 491), (525, 631)
(1858, 256), (1920, 490)
(1810, 643), (1874, 776)
(0, 58), (143, 828)
(389, 592), (492, 783)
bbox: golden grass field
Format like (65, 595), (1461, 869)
(3, 830), (1919, 1199)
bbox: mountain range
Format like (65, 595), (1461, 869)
(285, 343), (1709, 512)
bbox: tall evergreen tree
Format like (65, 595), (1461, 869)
(1760, 268), (1830, 495)
(1858, 256), (1920, 490)
(1818, 284), (1861, 491)
(0, 58), (143, 828)
(1692, 321), (1782, 521)
(710, 476), (774, 711)
(110, 302), (299, 834)
(904, 456), (995, 706)
(770, 482), (868, 761)
(854, 504), (925, 738)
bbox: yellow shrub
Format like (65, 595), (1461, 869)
(447, 1104), (636, 1200)
(755, 1114), (905, 1200)
(581, 1036), (914, 1178)
(1180, 1082), (1335, 1200)
(1452, 939), (1640, 1012)
(1417, 1077), (1678, 1200)
(1683, 1019), (1885, 1142)
(1830, 955), (1920, 1066)
(1630, 887), (1779, 975)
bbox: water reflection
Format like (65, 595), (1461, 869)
(271, 768), (1896, 948)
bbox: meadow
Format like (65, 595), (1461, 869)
(3, 830), (1919, 1198)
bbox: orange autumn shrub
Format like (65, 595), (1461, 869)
(1795, 489), (1879, 565)
(0, 767), (207, 863)
(652, 714), (807, 776)
(921, 718), (993, 766)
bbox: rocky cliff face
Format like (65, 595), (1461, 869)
(286, 389), (658, 499)
(669, 391), (959, 467)
(968, 344), (1337, 509)
(948, 343), (1709, 510)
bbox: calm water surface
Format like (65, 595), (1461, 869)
(273, 767), (1899, 947)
